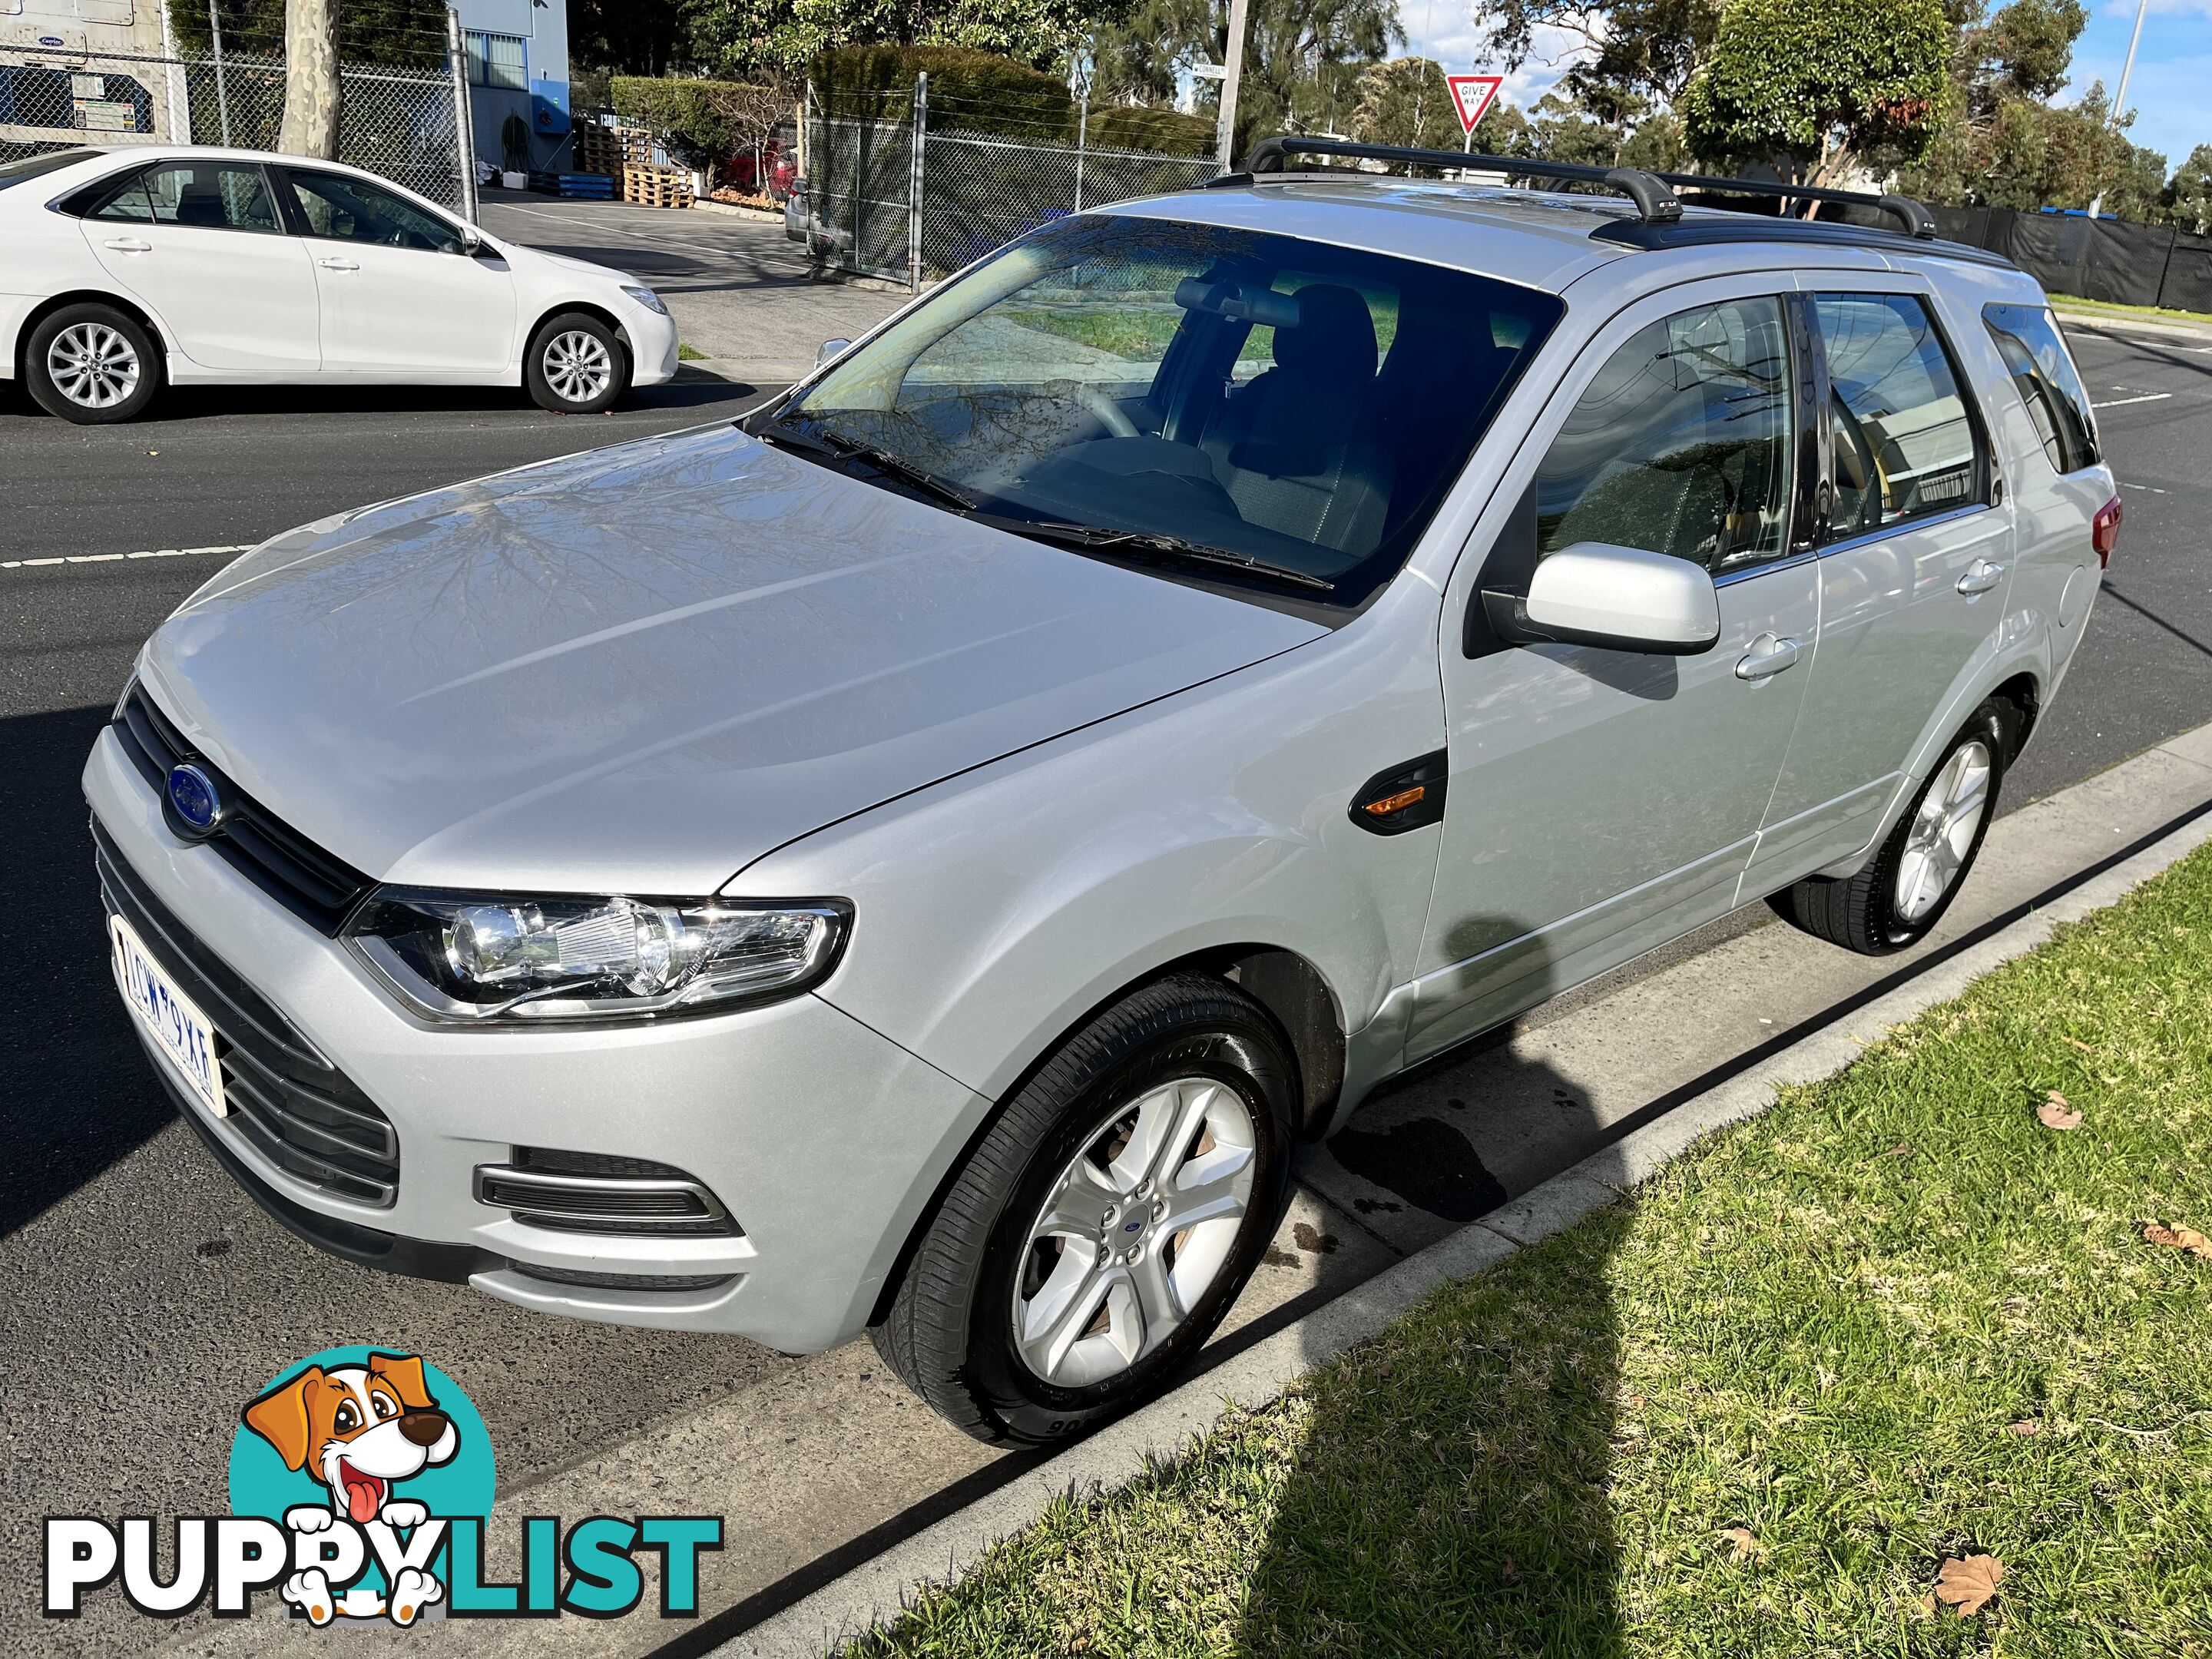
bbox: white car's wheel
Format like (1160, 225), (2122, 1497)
(27, 303), (161, 424)
(525, 311), (628, 415)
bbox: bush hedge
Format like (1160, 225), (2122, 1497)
(611, 76), (785, 171)
(1082, 104), (1215, 157)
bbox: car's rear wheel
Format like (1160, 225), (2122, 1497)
(27, 303), (161, 423)
(525, 312), (628, 414)
(872, 974), (1296, 1445)
(1767, 700), (2009, 955)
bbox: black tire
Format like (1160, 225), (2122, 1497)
(524, 311), (628, 414)
(1767, 699), (2012, 955)
(25, 303), (162, 423)
(871, 973), (1297, 1445)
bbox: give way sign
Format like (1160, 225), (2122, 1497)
(1446, 75), (1505, 135)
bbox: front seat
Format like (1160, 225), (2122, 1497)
(174, 180), (229, 227)
(1200, 283), (1392, 556)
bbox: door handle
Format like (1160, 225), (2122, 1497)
(317, 257), (360, 271)
(1735, 634), (1803, 680)
(1957, 559), (2005, 595)
(103, 237), (151, 253)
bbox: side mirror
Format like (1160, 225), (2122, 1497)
(815, 337), (852, 369)
(461, 224), (488, 257)
(1485, 541), (1720, 655)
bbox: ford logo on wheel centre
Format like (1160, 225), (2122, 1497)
(165, 763), (224, 835)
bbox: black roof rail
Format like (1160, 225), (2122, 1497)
(1651, 171), (1938, 239)
(1235, 135), (1682, 223)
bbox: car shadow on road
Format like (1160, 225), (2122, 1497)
(0, 702), (173, 1239)
(0, 379), (760, 427)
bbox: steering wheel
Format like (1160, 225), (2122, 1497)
(1075, 383), (1141, 439)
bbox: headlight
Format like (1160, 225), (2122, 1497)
(621, 284), (669, 316)
(343, 889), (849, 1023)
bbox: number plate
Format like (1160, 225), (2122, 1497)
(111, 913), (227, 1118)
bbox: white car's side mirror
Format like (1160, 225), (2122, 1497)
(816, 337), (852, 369)
(1497, 541), (1720, 655)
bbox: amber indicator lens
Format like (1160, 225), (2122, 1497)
(1362, 785), (1427, 816)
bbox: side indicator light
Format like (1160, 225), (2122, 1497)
(1363, 785), (1426, 816)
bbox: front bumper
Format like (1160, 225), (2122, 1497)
(628, 306), (680, 386)
(84, 727), (989, 1349)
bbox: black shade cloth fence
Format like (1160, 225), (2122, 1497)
(1929, 205), (2212, 314)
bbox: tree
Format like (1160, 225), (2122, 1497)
(1348, 57), (1464, 151)
(170, 0), (445, 68)
(685, 0), (1119, 81)
(278, 0), (343, 158)
(2167, 144), (2212, 236)
(614, 76), (788, 178)
(1678, 0), (1950, 190)
(1088, 0), (1398, 158)
(1477, 0), (1719, 117)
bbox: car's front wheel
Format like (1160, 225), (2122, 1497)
(26, 303), (161, 423)
(1768, 699), (2009, 955)
(525, 312), (628, 414)
(873, 974), (1296, 1445)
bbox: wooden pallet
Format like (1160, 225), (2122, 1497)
(575, 123), (653, 179)
(622, 164), (695, 209)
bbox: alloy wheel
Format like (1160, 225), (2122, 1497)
(542, 330), (612, 405)
(1012, 1077), (1257, 1389)
(1896, 739), (1992, 923)
(48, 323), (141, 409)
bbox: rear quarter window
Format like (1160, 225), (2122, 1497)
(1982, 303), (2100, 474)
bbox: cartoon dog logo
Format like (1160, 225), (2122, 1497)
(240, 1352), (457, 1625)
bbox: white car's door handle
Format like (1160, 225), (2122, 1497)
(1957, 559), (2005, 595)
(317, 257), (360, 271)
(103, 237), (152, 253)
(1736, 634), (1803, 680)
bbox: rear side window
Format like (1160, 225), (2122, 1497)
(1815, 294), (1984, 536)
(1533, 296), (1796, 574)
(1983, 302), (2100, 474)
(91, 161), (283, 232)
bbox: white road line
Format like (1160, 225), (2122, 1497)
(1, 543), (251, 572)
(2091, 392), (2175, 409)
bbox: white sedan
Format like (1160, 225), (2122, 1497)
(0, 145), (679, 422)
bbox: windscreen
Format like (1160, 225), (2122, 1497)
(770, 214), (1564, 605)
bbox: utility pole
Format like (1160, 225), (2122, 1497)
(1214, 0), (1250, 172)
(207, 0), (232, 147)
(2088, 0), (2149, 219)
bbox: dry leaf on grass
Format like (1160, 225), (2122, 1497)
(1720, 1527), (1765, 1561)
(2008, 1419), (2041, 1436)
(1879, 1143), (1914, 1158)
(1932, 1555), (2005, 1617)
(1499, 1557), (1521, 1585)
(2036, 1091), (2082, 1131)
(2144, 1221), (2212, 1257)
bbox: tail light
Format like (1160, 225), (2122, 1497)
(2092, 497), (2122, 567)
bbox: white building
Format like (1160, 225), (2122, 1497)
(0, 1), (570, 171)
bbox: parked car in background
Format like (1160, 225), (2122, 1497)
(88, 141), (2117, 1445)
(2, 145), (678, 422)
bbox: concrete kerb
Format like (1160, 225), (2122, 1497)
(714, 766), (2212, 1659)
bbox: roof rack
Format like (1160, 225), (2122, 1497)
(1230, 135), (1939, 242)
(1237, 135), (1683, 224)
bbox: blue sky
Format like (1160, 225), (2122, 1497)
(1397, 0), (2209, 177)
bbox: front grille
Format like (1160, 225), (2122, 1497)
(475, 1147), (739, 1237)
(512, 1264), (736, 1292)
(111, 685), (374, 936)
(96, 820), (400, 1208)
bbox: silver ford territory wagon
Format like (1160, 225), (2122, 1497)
(90, 139), (2120, 1442)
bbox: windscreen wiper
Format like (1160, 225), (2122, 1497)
(754, 419), (979, 512)
(972, 514), (1338, 594)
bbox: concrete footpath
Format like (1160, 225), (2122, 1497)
(150, 718), (2212, 1658)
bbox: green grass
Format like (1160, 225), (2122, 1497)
(2049, 293), (2212, 329)
(859, 846), (2212, 1657)
(677, 342), (707, 361)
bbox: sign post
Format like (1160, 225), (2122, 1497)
(1446, 74), (1505, 152)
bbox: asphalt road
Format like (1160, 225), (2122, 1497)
(2, 310), (2206, 1651)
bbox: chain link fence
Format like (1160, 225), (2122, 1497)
(0, 47), (466, 210)
(803, 89), (1217, 289)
